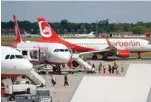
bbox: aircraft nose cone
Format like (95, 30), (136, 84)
(19, 60), (33, 71)
(60, 53), (71, 63)
(25, 61), (33, 70)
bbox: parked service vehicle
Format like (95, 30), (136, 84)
(4, 84), (37, 101)
(35, 88), (52, 102)
(1, 97), (9, 102)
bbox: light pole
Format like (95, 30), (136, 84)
(96, 20), (98, 35)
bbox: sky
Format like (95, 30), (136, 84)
(1, 1), (151, 23)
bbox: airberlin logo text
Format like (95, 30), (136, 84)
(110, 40), (140, 47)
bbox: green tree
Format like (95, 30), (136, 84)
(132, 26), (147, 34)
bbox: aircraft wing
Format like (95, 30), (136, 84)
(77, 45), (116, 56)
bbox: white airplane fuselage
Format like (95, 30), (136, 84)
(1, 46), (33, 77)
(15, 42), (71, 64)
(65, 38), (151, 53)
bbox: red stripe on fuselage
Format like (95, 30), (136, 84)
(38, 38), (96, 52)
(1, 74), (22, 78)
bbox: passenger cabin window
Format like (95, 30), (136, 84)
(10, 55), (15, 59)
(15, 55), (23, 59)
(60, 49), (64, 52)
(5, 55), (10, 59)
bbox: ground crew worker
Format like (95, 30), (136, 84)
(64, 74), (69, 86)
(1, 80), (4, 86)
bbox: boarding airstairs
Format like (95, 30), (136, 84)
(72, 54), (94, 71)
(25, 69), (46, 87)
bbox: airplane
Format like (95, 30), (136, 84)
(1, 46), (33, 78)
(74, 32), (95, 37)
(37, 18), (151, 60)
(12, 15), (71, 65)
(24, 31), (40, 37)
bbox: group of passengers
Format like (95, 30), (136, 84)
(90, 61), (124, 74)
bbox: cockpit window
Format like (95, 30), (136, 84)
(10, 55), (15, 59)
(54, 49), (59, 52)
(65, 49), (68, 52)
(54, 49), (69, 52)
(60, 49), (64, 52)
(15, 55), (23, 59)
(5, 55), (10, 59)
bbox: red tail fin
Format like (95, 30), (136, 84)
(13, 14), (22, 43)
(37, 18), (60, 42)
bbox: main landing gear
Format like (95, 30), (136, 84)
(138, 52), (142, 59)
(92, 55), (98, 60)
(102, 56), (108, 60)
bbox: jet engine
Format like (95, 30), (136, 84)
(116, 49), (130, 58)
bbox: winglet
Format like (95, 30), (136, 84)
(13, 14), (22, 43)
(106, 37), (112, 46)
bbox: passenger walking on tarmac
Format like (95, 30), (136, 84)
(98, 62), (102, 74)
(121, 64), (124, 73)
(64, 74), (69, 86)
(114, 61), (118, 72)
(92, 64), (95, 69)
(51, 75), (56, 86)
(103, 66), (106, 74)
(111, 66), (115, 74)
(108, 64), (112, 74)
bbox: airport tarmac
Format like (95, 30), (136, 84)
(8, 58), (151, 102)
(42, 59), (151, 102)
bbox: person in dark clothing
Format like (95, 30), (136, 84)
(57, 65), (61, 74)
(64, 74), (69, 86)
(98, 62), (102, 74)
(108, 64), (112, 74)
(1, 81), (4, 86)
(51, 75), (56, 86)
(92, 64), (95, 69)
(111, 66), (115, 74)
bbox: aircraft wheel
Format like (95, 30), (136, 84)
(26, 88), (30, 94)
(9, 95), (15, 101)
(72, 60), (79, 67)
(102, 56), (107, 60)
